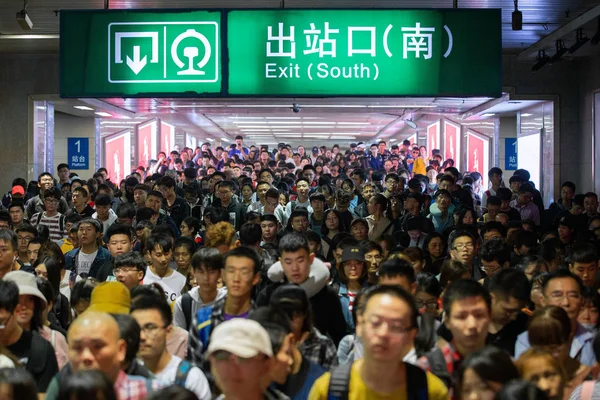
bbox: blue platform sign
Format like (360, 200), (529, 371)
(68, 138), (89, 170)
(505, 138), (517, 170)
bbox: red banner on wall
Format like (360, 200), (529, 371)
(104, 131), (131, 184)
(137, 120), (157, 169)
(467, 132), (489, 184)
(444, 121), (460, 170)
(160, 122), (175, 154)
(427, 122), (439, 158)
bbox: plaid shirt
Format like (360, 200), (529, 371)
(417, 340), (462, 399)
(298, 328), (338, 370)
(114, 370), (161, 400)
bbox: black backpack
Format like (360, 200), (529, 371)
(181, 293), (193, 331)
(327, 361), (428, 400)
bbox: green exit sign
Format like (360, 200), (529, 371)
(60, 9), (501, 98)
(61, 10), (222, 97)
(227, 9), (501, 97)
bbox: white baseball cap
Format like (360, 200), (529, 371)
(206, 319), (273, 358)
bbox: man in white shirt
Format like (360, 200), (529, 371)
(144, 234), (186, 303)
(131, 294), (211, 400)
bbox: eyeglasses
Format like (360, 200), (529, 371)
(415, 299), (438, 310)
(113, 267), (140, 275)
(44, 199), (59, 205)
(140, 323), (166, 336)
(17, 236), (32, 243)
(366, 316), (413, 336)
(453, 243), (474, 251)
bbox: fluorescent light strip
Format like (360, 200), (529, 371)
(221, 138), (230, 142)
(0, 34), (59, 39)
(336, 122), (371, 125)
(95, 112), (112, 117)
(74, 106), (94, 111)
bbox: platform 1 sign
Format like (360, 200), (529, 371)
(68, 138), (89, 170)
(505, 138), (518, 170)
(60, 9), (501, 98)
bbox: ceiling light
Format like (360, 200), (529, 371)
(206, 138), (214, 142)
(550, 40), (568, 63)
(0, 34), (59, 39)
(389, 139), (397, 142)
(221, 138), (230, 142)
(404, 120), (418, 129)
(336, 122), (371, 125)
(568, 29), (589, 54)
(512, 0), (523, 30)
(521, 113), (533, 117)
(74, 106), (94, 111)
(95, 112), (112, 117)
(481, 113), (496, 117)
(16, 2), (33, 31)
(532, 50), (550, 72)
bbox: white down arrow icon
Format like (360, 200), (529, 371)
(126, 46), (147, 75)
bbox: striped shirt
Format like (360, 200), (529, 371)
(31, 212), (65, 242)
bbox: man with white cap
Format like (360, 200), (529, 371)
(207, 318), (289, 400)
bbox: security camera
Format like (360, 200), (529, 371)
(291, 103), (301, 113)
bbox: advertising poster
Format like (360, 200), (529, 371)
(137, 120), (157, 168)
(444, 121), (460, 170)
(160, 121), (176, 153)
(467, 131), (489, 184)
(426, 122), (440, 157)
(104, 130), (131, 185)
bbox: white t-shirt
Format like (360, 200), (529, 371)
(76, 249), (98, 277)
(144, 267), (187, 303)
(155, 355), (211, 400)
(60, 270), (82, 301)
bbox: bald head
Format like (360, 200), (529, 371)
(68, 311), (126, 382)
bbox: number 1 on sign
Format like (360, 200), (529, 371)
(75, 140), (80, 152)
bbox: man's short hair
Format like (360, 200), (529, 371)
(131, 293), (172, 326)
(146, 234), (173, 254)
(223, 247), (261, 275)
(443, 279), (492, 316)
(489, 269), (530, 303)
(157, 176), (176, 189)
(8, 202), (24, 212)
(72, 186), (88, 198)
(0, 280), (19, 313)
(249, 306), (292, 354)
(486, 196), (501, 207)
(488, 167), (503, 178)
(78, 218), (102, 234)
(449, 229), (475, 249)
(191, 247), (223, 271)
(44, 188), (62, 201)
(479, 238), (511, 266)
(57, 163), (69, 172)
(239, 223), (262, 247)
(94, 194), (112, 207)
(481, 221), (507, 239)
(15, 224), (38, 237)
(363, 285), (418, 331)
(571, 242), (599, 264)
(378, 259), (415, 284)
(541, 269), (584, 296)
(106, 224), (133, 242)
(114, 252), (146, 274)
(278, 232), (310, 255)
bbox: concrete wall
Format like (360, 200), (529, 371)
(54, 112), (97, 180)
(577, 55), (600, 194)
(0, 54), (59, 191)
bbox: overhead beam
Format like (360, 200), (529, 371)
(517, 4), (600, 61)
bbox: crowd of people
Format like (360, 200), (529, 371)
(0, 135), (598, 399)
